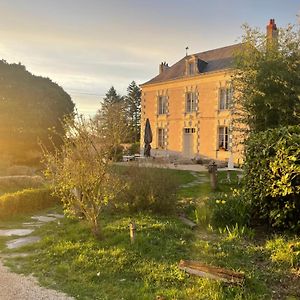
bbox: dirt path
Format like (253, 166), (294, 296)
(0, 213), (74, 300)
(0, 260), (74, 300)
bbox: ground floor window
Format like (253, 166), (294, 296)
(157, 128), (166, 149)
(218, 126), (228, 150)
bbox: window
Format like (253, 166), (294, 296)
(158, 96), (167, 115)
(184, 128), (195, 134)
(188, 62), (194, 75)
(157, 128), (166, 149)
(219, 87), (232, 110)
(218, 126), (229, 150)
(186, 92), (196, 113)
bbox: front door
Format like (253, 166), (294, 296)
(183, 128), (195, 158)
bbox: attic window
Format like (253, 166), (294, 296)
(188, 62), (195, 75)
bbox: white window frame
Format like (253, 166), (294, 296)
(185, 92), (196, 113)
(219, 87), (232, 110)
(188, 62), (194, 75)
(157, 128), (166, 149)
(158, 95), (167, 115)
(218, 126), (229, 151)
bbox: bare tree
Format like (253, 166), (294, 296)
(41, 115), (123, 239)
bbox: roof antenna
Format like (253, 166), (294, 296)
(185, 46), (189, 56)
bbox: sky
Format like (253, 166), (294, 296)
(0, 0), (299, 116)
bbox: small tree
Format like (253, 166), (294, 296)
(42, 115), (122, 239)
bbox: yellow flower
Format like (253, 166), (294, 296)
(216, 200), (220, 204)
(221, 200), (226, 204)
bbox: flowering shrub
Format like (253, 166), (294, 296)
(208, 189), (251, 228)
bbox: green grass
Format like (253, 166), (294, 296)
(0, 167), (299, 299)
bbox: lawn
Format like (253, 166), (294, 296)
(1, 167), (300, 299)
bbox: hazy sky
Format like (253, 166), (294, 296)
(0, 0), (299, 115)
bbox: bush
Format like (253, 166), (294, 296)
(244, 126), (300, 231)
(208, 189), (251, 228)
(6, 165), (36, 176)
(0, 187), (60, 219)
(0, 175), (44, 194)
(117, 166), (180, 214)
(127, 142), (140, 155)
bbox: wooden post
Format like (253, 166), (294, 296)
(129, 221), (136, 244)
(208, 161), (218, 191)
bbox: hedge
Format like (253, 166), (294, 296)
(0, 187), (60, 219)
(244, 126), (300, 230)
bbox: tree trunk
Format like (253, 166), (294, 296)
(90, 218), (102, 239)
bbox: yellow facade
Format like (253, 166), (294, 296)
(141, 45), (243, 164)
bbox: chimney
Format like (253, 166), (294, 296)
(266, 18), (278, 47)
(159, 62), (169, 74)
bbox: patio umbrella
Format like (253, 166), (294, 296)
(144, 118), (152, 157)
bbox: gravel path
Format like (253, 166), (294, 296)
(0, 260), (74, 300)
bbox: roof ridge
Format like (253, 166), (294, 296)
(193, 43), (241, 56)
(142, 43), (240, 86)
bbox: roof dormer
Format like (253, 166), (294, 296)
(185, 55), (207, 76)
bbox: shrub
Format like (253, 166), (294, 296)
(0, 175), (44, 194)
(6, 165), (36, 176)
(208, 189), (251, 228)
(127, 142), (140, 155)
(0, 187), (60, 219)
(244, 126), (300, 231)
(117, 166), (180, 214)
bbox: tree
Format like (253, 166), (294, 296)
(0, 60), (74, 163)
(125, 81), (141, 143)
(100, 86), (123, 113)
(42, 115), (122, 239)
(231, 23), (300, 137)
(95, 87), (129, 161)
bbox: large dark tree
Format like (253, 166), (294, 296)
(125, 81), (141, 143)
(0, 60), (74, 163)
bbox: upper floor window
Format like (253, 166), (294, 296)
(158, 95), (167, 115)
(219, 87), (232, 110)
(186, 92), (196, 113)
(157, 128), (166, 149)
(218, 126), (229, 151)
(188, 62), (195, 75)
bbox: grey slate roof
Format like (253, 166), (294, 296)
(142, 44), (241, 86)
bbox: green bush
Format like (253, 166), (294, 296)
(117, 166), (180, 214)
(244, 126), (300, 231)
(0, 175), (44, 195)
(0, 187), (60, 219)
(208, 189), (251, 228)
(127, 142), (140, 155)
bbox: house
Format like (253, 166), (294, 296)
(140, 19), (278, 164)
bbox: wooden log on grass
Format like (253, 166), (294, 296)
(178, 260), (244, 285)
